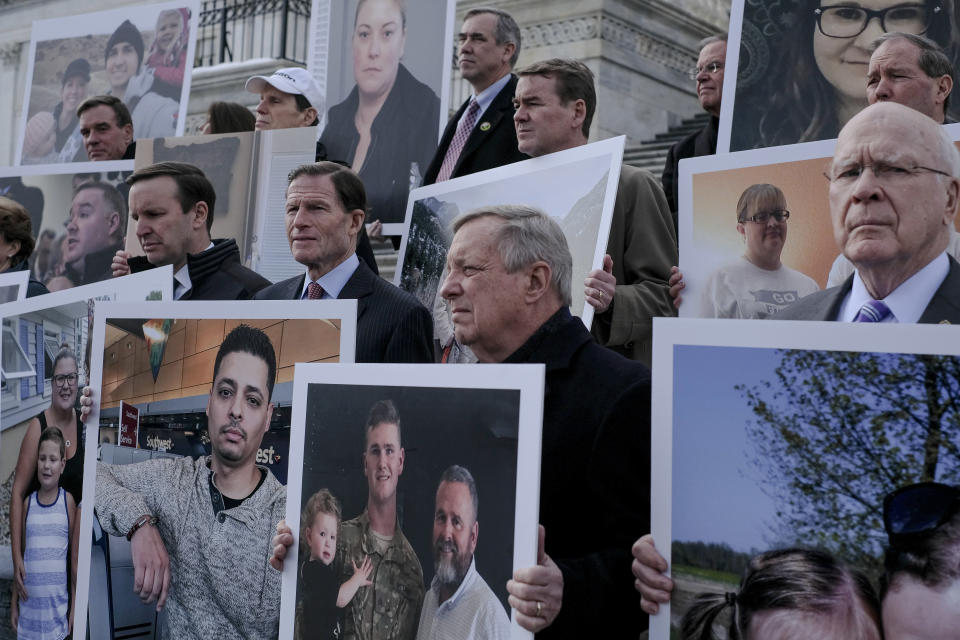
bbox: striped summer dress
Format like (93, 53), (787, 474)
(17, 487), (70, 640)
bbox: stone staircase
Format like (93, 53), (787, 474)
(623, 112), (712, 177)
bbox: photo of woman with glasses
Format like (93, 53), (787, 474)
(730, 0), (958, 150)
(8, 347), (85, 612)
(699, 183), (819, 318)
(881, 482), (960, 640)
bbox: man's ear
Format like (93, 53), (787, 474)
(937, 74), (954, 106)
(524, 261), (552, 304)
(302, 106), (318, 127)
(192, 201), (210, 231)
(107, 211), (121, 239)
(571, 99), (587, 132)
(122, 123), (134, 146)
(348, 208), (365, 236)
(944, 177), (960, 224)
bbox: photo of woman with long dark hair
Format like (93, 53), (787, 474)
(730, 0), (958, 150)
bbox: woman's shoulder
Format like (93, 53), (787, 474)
(394, 64), (439, 109)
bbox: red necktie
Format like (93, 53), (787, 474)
(307, 282), (324, 299)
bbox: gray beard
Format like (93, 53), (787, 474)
(433, 549), (471, 589)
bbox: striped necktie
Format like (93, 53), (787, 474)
(853, 299), (892, 322)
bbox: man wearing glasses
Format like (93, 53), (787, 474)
(661, 35), (726, 222)
(777, 100), (960, 323)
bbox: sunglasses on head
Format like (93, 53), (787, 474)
(883, 482), (960, 547)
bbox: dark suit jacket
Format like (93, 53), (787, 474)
(422, 75), (528, 185)
(776, 256), (960, 323)
(254, 260), (434, 363)
(661, 116), (718, 223)
(505, 308), (649, 637)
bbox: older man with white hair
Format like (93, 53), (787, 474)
(777, 101), (960, 323)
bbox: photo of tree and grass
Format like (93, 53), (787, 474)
(668, 344), (960, 636)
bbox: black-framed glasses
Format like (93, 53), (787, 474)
(824, 162), (952, 183)
(740, 209), (790, 224)
(688, 61), (723, 80)
(814, 3), (941, 38)
(883, 482), (959, 546)
(52, 373), (78, 386)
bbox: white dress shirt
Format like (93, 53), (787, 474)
(298, 253), (360, 300)
(838, 252), (949, 323)
(415, 558), (510, 640)
(453, 72), (512, 130)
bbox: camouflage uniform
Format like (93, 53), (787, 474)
(338, 510), (425, 640)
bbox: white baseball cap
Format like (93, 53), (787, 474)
(245, 67), (324, 113)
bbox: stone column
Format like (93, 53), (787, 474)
(0, 42), (24, 166)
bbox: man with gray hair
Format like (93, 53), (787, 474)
(440, 205), (650, 637)
(779, 101), (960, 322)
(867, 32), (954, 124)
(826, 32), (960, 286)
(662, 34), (727, 219)
(416, 465), (509, 640)
(422, 7), (527, 185)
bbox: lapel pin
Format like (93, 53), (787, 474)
(939, 319), (951, 324)
(480, 122), (491, 131)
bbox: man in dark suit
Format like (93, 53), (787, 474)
(422, 7), (528, 185)
(661, 35), (725, 223)
(254, 162), (433, 363)
(777, 101), (960, 323)
(112, 162), (271, 300)
(439, 205), (649, 638)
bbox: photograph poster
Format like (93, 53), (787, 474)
(649, 317), (960, 639)
(396, 136), (625, 358)
(319, 0), (455, 229)
(718, 0), (960, 152)
(17, 0), (199, 165)
(75, 299), (358, 639)
(0, 161), (135, 292)
(677, 135), (960, 320)
(0, 268), (171, 639)
(279, 363), (544, 640)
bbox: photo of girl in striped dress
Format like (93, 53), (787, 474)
(12, 426), (77, 639)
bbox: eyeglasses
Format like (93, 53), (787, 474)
(883, 482), (959, 546)
(814, 3), (941, 39)
(740, 209), (790, 224)
(688, 61), (723, 80)
(52, 373), (78, 386)
(824, 162), (951, 184)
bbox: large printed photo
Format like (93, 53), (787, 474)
(720, 0), (960, 152)
(650, 318), (960, 640)
(280, 364), (544, 640)
(75, 300), (357, 639)
(0, 269), (172, 640)
(17, 1), (199, 165)
(320, 0), (455, 228)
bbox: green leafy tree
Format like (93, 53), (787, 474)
(738, 351), (960, 569)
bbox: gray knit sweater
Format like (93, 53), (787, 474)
(95, 455), (285, 639)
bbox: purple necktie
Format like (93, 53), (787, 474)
(853, 299), (892, 322)
(306, 282), (324, 300)
(435, 99), (481, 182)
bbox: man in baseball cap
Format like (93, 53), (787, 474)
(245, 67), (323, 130)
(244, 67), (381, 275)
